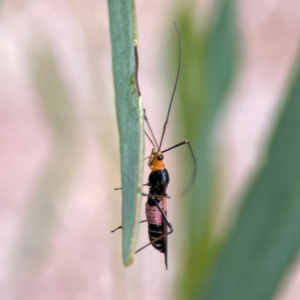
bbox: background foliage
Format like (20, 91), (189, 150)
(173, 1), (300, 299)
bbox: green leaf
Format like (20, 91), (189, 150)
(200, 52), (300, 300)
(174, 0), (300, 298)
(174, 0), (238, 296)
(108, 0), (144, 266)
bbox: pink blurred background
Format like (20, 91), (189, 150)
(1, 0), (300, 299)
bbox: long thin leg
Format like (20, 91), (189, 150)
(142, 193), (170, 199)
(111, 220), (147, 233)
(114, 183), (149, 191)
(135, 202), (173, 254)
(162, 140), (197, 196)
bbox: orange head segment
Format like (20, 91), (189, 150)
(148, 150), (165, 172)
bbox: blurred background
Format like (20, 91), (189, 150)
(1, 0), (300, 299)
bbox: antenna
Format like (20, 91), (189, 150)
(144, 129), (156, 148)
(144, 109), (159, 148)
(158, 21), (181, 151)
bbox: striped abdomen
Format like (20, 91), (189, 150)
(146, 198), (166, 253)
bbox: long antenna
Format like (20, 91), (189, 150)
(158, 21), (181, 151)
(144, 130), (156, 148)
(144, 109), (159, 148)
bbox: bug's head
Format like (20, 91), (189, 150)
(148, 148), (165, 171)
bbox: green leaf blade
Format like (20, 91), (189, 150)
(175, 0), (239, 296)
(200, 53), (300, 300)
(108, 0), (144, 266)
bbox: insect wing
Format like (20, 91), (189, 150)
(163, 196), (168, 269)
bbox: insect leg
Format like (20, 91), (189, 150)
(162, 140), (197, 196)
(111, 220), (147, 233)
(114, 183), (149, 191)
(142, 193), (170, 199)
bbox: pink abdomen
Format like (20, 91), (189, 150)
(146, 201), (164, 225)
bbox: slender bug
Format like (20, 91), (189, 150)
(112, 22), (197, 269)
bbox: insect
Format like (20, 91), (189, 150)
(112, 22), (196, 269)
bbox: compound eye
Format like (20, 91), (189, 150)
(157, 154), (164, 161)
